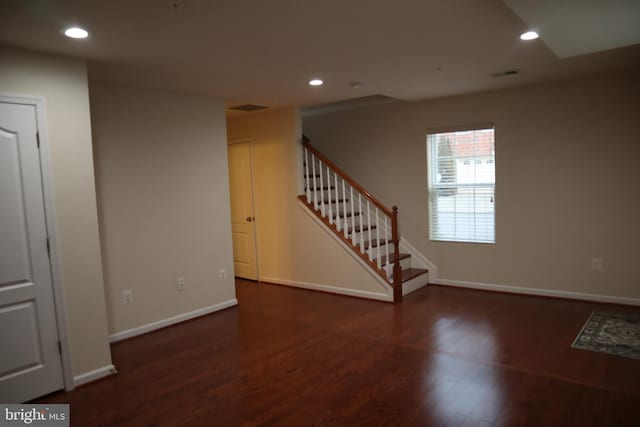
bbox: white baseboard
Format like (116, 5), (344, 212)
(433, 278), (640, 306)
(261, 276), (393, 302)
(108, 299), (238, 343)
(73, 364), (117, 387)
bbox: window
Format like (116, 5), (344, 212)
(427, 127), (495, 243)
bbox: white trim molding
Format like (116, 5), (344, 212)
(261, 276), (393, 302)
(433, 278), (640, 306)
(73, 364), (117, 387)
(109, 299), (238, 343)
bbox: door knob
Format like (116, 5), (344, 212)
(246, 216), (254, 222)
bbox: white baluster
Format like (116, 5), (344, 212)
(350, 187), (356, 245)
(384, 216), (390, 278)
(342, 179), (348, 237)
(326, 165), (333, 225)
(305, 148), (310, 203)
(319, 160), (325, 216)
(312, 154), (318, 210)
(376, 209), (381, 269)
(335, 171), (341, 232)
(358, 193), (364, 252)
(367, 200), (373, 261)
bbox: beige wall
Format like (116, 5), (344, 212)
(227, 108), (390, 299)
(90, 83), (236, 335)
(0, 47), (112, 377)
(303, 70), (640, 301)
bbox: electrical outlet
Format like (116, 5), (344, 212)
(219, 268), (227, 280)
(123, 290), (134, 304)
(177, 277), (185, 291)
(591, 258), (603, 271)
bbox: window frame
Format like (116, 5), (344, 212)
(427, 126), (496, 244)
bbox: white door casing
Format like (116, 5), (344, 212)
(0, 98), (66, 402)
(227, 141), (258, 280)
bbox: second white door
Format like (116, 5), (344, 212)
(228, 142), (258, 280)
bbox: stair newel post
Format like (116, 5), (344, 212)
(384, 215), (390, 279)
(350, 187), (356, 245)
(375, 209), (381, 269)
(326, 165), (333, 225)
(334, 171), (340, 231)
(305, 148), (311, 203)
(358, 193), (364, 252)
(391, 206), (402, 303)
(342, 179), (348, 237)
(319, 160), (325, 217)
(367, 200), (373, 261)
(312, 154), (318, 211)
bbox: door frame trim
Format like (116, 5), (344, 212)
(227, 138), (260, 281)
(0, 94), (75, 391)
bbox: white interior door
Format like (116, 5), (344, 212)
(228, 142), (258, 280)
(0, 101), (64, 402)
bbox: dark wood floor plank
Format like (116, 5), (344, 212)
(36, 279), (640, 426)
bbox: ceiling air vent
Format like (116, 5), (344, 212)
(490, 69), (520, 78)
(229, 104), (269, 112)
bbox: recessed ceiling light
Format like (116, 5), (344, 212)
(520, 31), (539, 41)
(64, 27), (89, 39)
(309, 79), (323, 86)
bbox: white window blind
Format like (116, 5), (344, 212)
(427, 128), (495, 243)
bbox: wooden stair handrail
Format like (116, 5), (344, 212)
(303, 137), (393, 217)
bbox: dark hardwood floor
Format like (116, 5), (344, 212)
(38, 280), (640, 426)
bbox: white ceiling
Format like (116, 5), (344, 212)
(504, 0), (640, 58)
(1, 0), (639, 112)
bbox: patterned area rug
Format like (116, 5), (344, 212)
(572, 311), (640, 359)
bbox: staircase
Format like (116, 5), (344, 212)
(300, 136), (428, 303)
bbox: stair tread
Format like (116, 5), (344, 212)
(347, 225), (377, 234)
(333, 211), (361, 218)
(379, 253), (410, 265)
(359, 239), (388, 250)
(318, 198), (349, 204)
(401, 268), (428, 282)
(305, 186), (335, 191)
